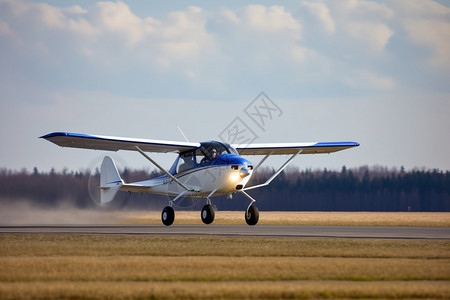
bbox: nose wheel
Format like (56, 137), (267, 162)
(201, 204), (215, 224)
(245, 205), (259, 226)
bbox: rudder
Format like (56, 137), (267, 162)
(99, 156), (123, 205)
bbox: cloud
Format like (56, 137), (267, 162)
(329, 0), (394, 52)
(0, 0), (449, 101)
(241, 5), (301, 35)
(389, 0), (450, 68)
(405, 20), (450, 67)
(301, 1), (335, 34)
(339, 0), (393, 19)
(221, 9), (239, 24)
(158, 6), (214, 63)
(344, 21), (393, 52)
(342, 70), (395, 90)
(0, 0), (222, 97)
(91, 1), (157, 48)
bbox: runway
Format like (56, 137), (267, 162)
(0, 225), (449, 239)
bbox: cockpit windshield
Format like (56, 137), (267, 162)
(170, 141), (239, 174)
(199, 141), (238, 161)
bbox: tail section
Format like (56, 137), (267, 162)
(99, 156), (123, 205)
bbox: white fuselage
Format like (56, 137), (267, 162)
(124, 162), (253, 198)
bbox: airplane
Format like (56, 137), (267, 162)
(41, 132), (359, 226)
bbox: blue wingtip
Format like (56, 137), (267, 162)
(315, 142), (360, 147)
(40, 132), (69, 139)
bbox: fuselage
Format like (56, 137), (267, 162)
(124, 141), (254, 197)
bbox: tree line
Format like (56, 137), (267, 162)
(0, 166), (449, 211)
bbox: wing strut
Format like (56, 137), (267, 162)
(134, 146), (197, 192)
(243, 150), (302, 191)
(252, 151), (273, 172)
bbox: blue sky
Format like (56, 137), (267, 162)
(0, 0), (449, 172)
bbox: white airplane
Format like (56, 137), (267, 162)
(41, 132), (359, 226)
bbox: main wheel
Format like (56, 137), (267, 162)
(245, 205), (259, 226)
(201, 204), (215, 224)
(161, 206), (175, 226)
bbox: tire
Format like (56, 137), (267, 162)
(161, 206), (175, 226)
(201, 204), (215, 224)
(245, 205), (259, 226)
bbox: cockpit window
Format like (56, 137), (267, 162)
(170, 141), (239, 173)
(224, 143), (239, 155)
(195, 148), (208, 164)
(176, 151), (194, 173)
(199, 141), (238, 162)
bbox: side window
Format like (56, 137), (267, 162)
(177, 152), (194, 173)
(195, 149), (207, 164)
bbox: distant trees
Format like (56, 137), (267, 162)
(0, 166), (449, 211)
(237, 166), (449, 212)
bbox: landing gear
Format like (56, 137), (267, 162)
(240, 191), (259, 226)
(245, 205), (259, 226)
(161, 200), (215, 226)
(201, 204), (215, 224)
(161, 206), (175, 226)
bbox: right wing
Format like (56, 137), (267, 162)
(233, 142), (360, 155)
(41, 132), (200, 153)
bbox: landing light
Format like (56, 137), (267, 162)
(239, 167), (250, 178)
(230, 172), (240, 182)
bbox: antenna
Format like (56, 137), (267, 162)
(176, 124), (190, 142)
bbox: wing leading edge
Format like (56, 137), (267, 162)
(233, 142), (359, 155)
(41, 132), (200, 153)
(41, 132), (359, 155)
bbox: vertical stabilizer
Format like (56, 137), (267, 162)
(99, 156), (123, 205)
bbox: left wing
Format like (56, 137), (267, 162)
(233, 142), (359, 155)
(41, 132), (200, 153)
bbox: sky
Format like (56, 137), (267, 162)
(0, 0), (449, 173)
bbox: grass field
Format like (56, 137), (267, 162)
(0, 235), (449, 299)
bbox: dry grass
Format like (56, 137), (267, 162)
(1, 256), (448, 282)
(0, 235), (449, 299)
(3, 208), (449, 227)
(1, 281), (449, 300)
(119, 211), (450, 227)
(1, 235), (449, 258)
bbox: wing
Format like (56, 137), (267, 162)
(41, 132), (200, 153)
(233, 142), (359, 155)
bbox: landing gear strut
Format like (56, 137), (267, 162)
(241, 190), (260, 226)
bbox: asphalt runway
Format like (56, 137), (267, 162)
(0, 225), (449, 239)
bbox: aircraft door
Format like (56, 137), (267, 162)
(176, 151), (194, 173)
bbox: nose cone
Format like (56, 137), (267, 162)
(239, 167), (250, 178)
